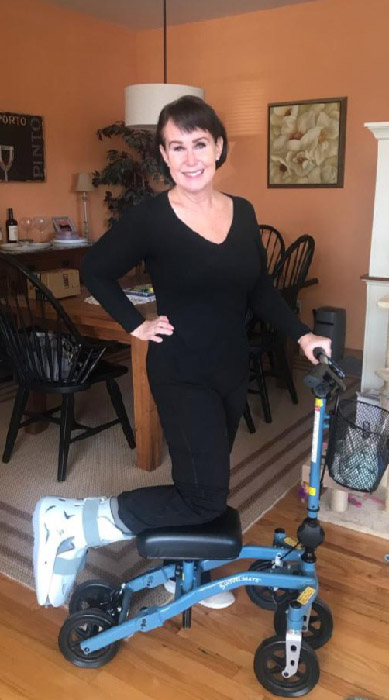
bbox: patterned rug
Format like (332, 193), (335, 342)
(0, 360), (360, 606)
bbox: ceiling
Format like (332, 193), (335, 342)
(43, 0), (320, 30)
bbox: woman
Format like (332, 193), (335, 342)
(33, 96), (331, 609)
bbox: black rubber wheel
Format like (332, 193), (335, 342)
(68, 579), (119, 619)
(274, 597), (333, 650)
(254, 635), (319, 697)
(246, 561), (293, 611)
(58, 609), (120, 668)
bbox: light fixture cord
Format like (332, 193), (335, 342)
(163, 0), (167, 83)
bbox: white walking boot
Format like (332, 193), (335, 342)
(163, 579), (235, 609)
(33, 497), (133, 608)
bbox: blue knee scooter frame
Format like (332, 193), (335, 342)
(59, 350), (346, 698)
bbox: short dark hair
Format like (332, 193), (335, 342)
(155, 95), (228, 178)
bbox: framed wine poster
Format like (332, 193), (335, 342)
(0, 112), (45, 183)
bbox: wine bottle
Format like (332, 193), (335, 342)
(6, 208), (18, 242)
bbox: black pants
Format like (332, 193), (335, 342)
(117, 371), (248, 535)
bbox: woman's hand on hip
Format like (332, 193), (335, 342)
(298, 332), (332, 364)
(131, 316), (174, 343)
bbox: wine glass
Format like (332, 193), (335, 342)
(19, 217), (34, 243)
(32, 216), (50, 243)
(0, 145), (14, 182)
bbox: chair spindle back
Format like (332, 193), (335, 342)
(259, 225), (285, 277)
(0, 253), (104, 388)
(273, 235), (315, 312)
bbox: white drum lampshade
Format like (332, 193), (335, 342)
(125, 83), (205, 129)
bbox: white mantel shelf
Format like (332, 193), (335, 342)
(361, 274), (389, 283)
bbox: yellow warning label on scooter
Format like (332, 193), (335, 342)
(307, 486), (316, 496)
(284, 536), (303, 549)
(297, 587), (316, 605)
(315, 398), (323, 409)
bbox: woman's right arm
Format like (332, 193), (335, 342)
(81, 210), (150, 333)
(82, 207), (174, 342)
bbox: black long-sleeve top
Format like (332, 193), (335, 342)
(82, 192), (309, 381)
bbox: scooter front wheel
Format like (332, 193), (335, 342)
(254, 635), (319, 697)
(59, 609), (120, 668)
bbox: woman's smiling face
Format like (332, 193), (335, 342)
(160, 119), (223, 193)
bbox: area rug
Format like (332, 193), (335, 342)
(0, 362), (360, 603)
(319, 485), (389, 540)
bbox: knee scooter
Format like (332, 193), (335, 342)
(58, 349), (346, 698)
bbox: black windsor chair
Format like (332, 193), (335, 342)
(0, 253), (135, 482)
(246, 235), (315, 426)
(242, 225), (285, 433)
(273, 234), (316, 314)
(245, 225), (286, 338)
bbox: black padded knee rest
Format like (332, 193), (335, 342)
(136, 506), (242, 560)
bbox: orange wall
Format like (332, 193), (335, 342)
(135, 0), (389, 349)
(1, 0), (136, 239)
(3, 0), (388, 349)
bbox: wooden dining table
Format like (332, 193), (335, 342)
(28, 286), (163, 471)
(24, 274), (319, 472)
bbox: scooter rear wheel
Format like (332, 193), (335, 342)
(246, 561), (293, 610)
(69, 579), (118, 617)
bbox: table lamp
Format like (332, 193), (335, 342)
(75, 172), (94, 241)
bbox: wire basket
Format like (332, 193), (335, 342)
(326, 399), (389, 492)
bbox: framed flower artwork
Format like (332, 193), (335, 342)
(267, 97), (347, 187)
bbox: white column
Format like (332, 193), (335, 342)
(361, 123), (389, 392)
(361, 278), (389, 391)
(364, 122), (389, 277)
(376, 296), (389, 409)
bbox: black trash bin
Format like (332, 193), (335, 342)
(313, 306), (346, 361)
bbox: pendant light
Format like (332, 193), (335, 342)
(125, 0), (204, 129)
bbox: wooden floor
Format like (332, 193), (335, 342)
(0, 489), (388, 700)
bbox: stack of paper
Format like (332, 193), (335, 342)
(124, 284), (156, 303)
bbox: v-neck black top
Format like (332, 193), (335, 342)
(82, 192), (309, 384)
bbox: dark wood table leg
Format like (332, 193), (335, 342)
(131, 337), (162, 471)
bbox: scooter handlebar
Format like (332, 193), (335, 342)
(313, 347), (328, 363)
(312, 347), (345, 379)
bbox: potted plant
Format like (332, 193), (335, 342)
(92, 122), (171, 225)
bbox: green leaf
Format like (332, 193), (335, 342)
(93, 120), (167, 221)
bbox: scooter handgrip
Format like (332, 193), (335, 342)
(313, 347), (327, 363)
